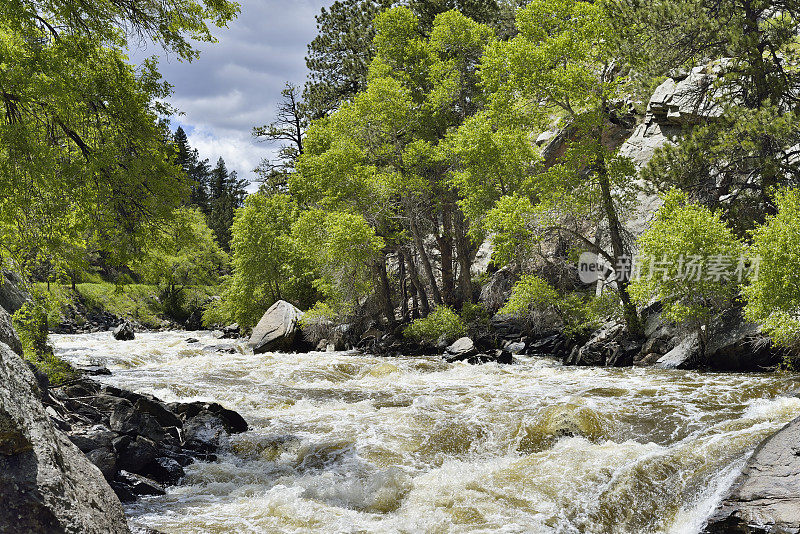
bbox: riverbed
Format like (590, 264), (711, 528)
(52, 331), (800, 534)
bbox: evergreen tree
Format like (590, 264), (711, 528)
(208, 158), (248, 252)
(173, 127), (211, 213)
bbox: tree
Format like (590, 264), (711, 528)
(208, 157), (248, 251)
(253, 83), (307, 189)
(206, 193), (317, 328)
(480, 0), (643, 333)
(744, 188), (800, 348)
(174, 127), (212, 212)
(0, 0), (239, 282)
(629, 190), (745, 356)
(135, 206), (228, 320)
(303, 0), (393, 119)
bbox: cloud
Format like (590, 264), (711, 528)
(127, 0), (332, 187)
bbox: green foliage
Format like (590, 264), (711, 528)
(12, 300), (78, 386)
(499, 274), (609, 337)
(404, 306), (467, 344)
(744, 188), (800, 348)
(293, 210), (385, 308)
(136, 207), (228, 289)
(206, 193), (316, 329)
(483, 195), (537, 267)
(630, 190), (745, 343)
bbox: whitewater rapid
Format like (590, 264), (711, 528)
(52, 331), (800, 534)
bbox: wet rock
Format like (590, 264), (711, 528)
(203, 343), (238, 354)
(704, 416), (800, 533)
(142, 457), (184, 485)
(116, 436), (159, 473)
(0, 342), (129, 534)
(170, 401), (248, 434)
(211, 329), (225, 339)
(655, 333), (700, 369)
(112, 321), (135, 341)
(222, 323), (240, 338)
(83, 365), (112, 376)
(248, 300), (306, 354)
(566, 323), (641, 367)
(505, 341), (526, 354)
(110, 402), (166, 442)
(182, 412), (229, 452)
(116, 471), (165, 497)
(185, 337), (199, 344)
(445, 337), (478, 362)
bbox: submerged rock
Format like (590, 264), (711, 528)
(704, 415), (800, 533)
(248, 300), (306, 354)
(0, 342), (129, 534)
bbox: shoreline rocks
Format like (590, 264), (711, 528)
(49, 376), (248, 502)
(248, 300), (309, 354)
(1, 342), (130, 534)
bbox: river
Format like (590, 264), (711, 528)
(52, 331), (800, 534)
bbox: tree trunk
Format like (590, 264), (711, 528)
(437, 206), (455, 306)
(398, 253), (409, 321)
(454, 209), (475, 304)
(411, 220), (443, 306)
(401, 247), (430, 317)
(596, 143), (642, 336)
(376, 256), (396, 327)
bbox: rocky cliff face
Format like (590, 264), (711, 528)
(0, 340), (130, 534)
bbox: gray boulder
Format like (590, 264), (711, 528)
(0, 270), (30, 315)
(112, 321), (135, 341)
(704, 415), (800, 533)
(0, 306), (22, 356)
(445, 337), (478, 362)
(479, 266), (517, 312)
(248, 300), (305, 354)
(0, 342), (129, 534)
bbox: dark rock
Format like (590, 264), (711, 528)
(566, 323), (642, 367)
(83, 365), (113, 376)
(117, 436), (159, 474)
(505, 341), (526, 354)
(142, 457), (184, 486)
(185, 337), (200, 344)
(110, 402), (166, 442)
(183, 412), (229, 452)
(248, 300), (306, 354)
(112, 321), (135, 341)
(86, 447), (118, 479)
(0, 342), (129, 534)
(69, 429), (116, 453)
(170, 401), (248, 434)
(222, 323), (240, 338)
(203, 343), (238, 354)
(116, 471), (165, 497)
(704, 415), (800, 533)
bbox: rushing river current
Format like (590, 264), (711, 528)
(52, 331), (800, 534)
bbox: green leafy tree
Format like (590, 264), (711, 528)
(206, 194), (316, 328)
(404, 305), (467, 344)
(630, 190), (745, 356)
(480, 0), (642, 332)
(744, 188), (800, 348)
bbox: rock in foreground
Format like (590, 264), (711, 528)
(704, 415), (800, 533)
(248, 300), (306, 354)
(0, 342), (129, 534)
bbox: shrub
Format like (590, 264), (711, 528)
(405, 306), (467, 345)
(12, 300), (78, 386)
(630, 190), (745, 353)
(744, 188), (800, 350)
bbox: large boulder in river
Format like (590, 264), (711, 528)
(704, 415), (800, 533)
(0, 342), (129, 534)
(248, 300), (305, 354)
(112, 321), (135, 341)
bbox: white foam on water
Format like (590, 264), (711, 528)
(52, 332), (800, 533)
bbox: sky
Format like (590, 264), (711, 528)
(126, 0), (332, 190)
